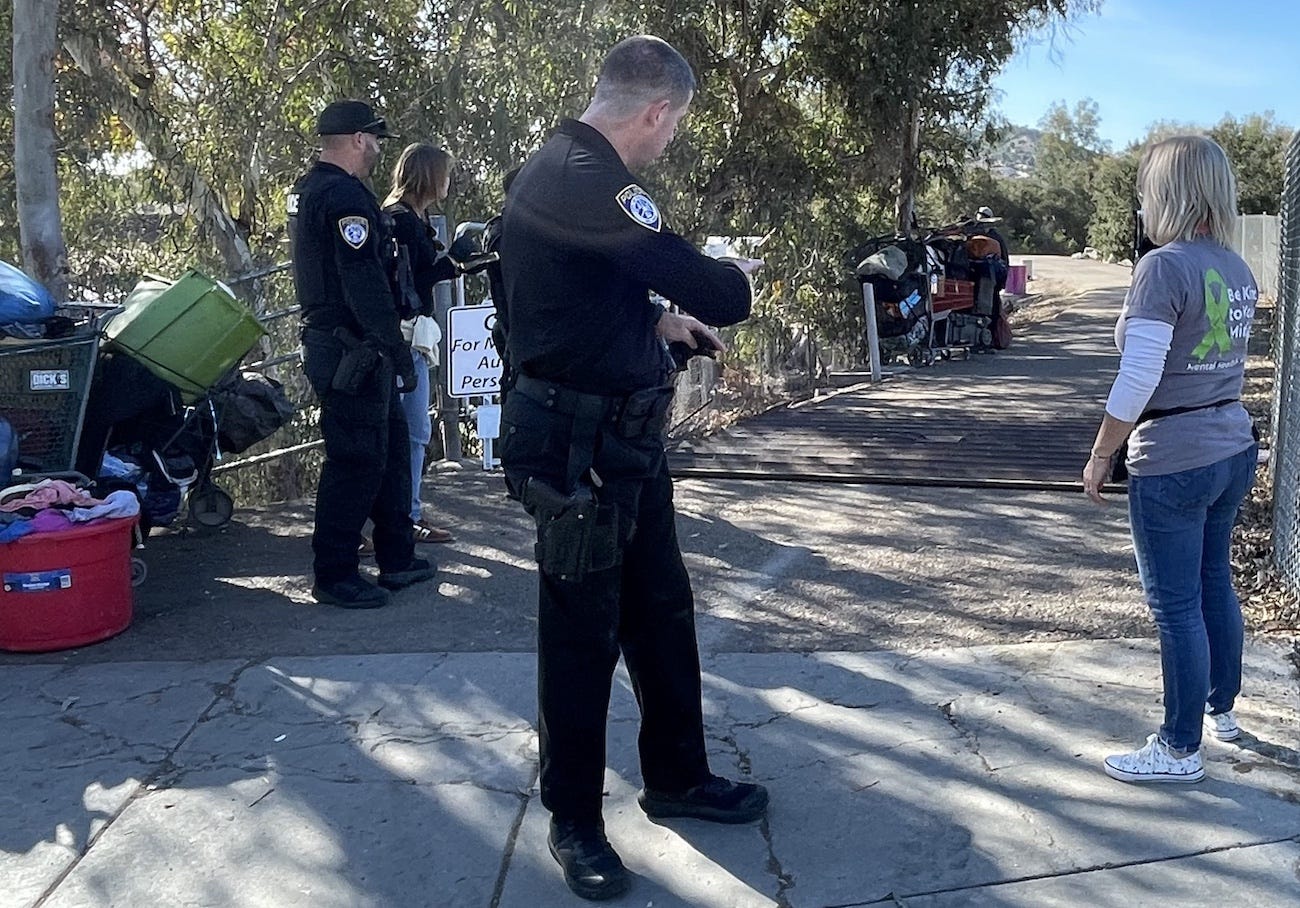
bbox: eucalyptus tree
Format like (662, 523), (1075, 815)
(12, 0), (67, 299)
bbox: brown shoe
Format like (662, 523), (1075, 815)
(412, 518), (453, 544)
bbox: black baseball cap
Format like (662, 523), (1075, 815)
(316, 100), (398, 138)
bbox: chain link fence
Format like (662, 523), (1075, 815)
(1270, 134), (1300, 589)
(1235, 213), (1280, 299)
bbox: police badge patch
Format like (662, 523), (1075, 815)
(615, 184), (662, 232)
(338, 216), (370, 249)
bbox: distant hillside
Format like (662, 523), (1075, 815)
(985, 126), (1041, 179)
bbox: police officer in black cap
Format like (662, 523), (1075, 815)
(290, 99), (436, 608)
(498, 36), (766, 901)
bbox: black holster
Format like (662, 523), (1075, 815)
(521, 477), (621, 582)
(330, 327), (381, 395)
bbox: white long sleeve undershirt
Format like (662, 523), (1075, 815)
(1105, 317), (1175, 422)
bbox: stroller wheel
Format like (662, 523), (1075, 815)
(189, 483), (234, 528)
(131, 557), (148, 587)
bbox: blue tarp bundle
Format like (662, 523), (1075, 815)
(0, 260), (55, 324)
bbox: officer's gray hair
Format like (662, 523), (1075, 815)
(320, 134), (353, 152)
(1138, 135), (1239, 247)
(591, 35), (695, 117)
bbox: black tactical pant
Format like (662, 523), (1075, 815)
(500, 390), (711, 824)
(303, 340), (414, 583)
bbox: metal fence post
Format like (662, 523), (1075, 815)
(428, 214), (462, 462)
(861, 282), (882, 383)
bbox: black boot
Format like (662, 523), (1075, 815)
(639, 774), (769, 823)
(311, 575), (389, 609)
(377, 557), (437, 590)
(547, 817), (629, 901)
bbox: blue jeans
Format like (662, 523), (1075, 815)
(1128, 445), (1257, 752)
(398, 348), (433, 523)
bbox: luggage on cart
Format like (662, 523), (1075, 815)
(104, 270), (265, 402)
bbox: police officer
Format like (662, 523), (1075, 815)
(498, 37), (766, 900)
(290, 100), (436, 608)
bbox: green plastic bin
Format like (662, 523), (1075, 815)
(105, 270), (266, 401)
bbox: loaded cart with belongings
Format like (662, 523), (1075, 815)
(848, 234), (936, 367)
(0, 264), (292, 652)
(846, 218), (1011, 367)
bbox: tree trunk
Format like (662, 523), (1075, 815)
(13, 0), (69, 300)
(894, 101), (922, 236)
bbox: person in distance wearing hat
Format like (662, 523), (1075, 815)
(288, 100), (436, 608)
(974, 205), (1010, 264)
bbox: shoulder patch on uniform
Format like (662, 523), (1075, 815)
(615, 184), (661, 232)
(338, 215), (370, 249)
(286, 192), (299, 216)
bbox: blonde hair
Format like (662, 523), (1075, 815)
(1137, 135), (1238, 247)
(382, 143), (453, 210)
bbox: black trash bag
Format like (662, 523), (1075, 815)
(0, 417), (17, 484)
(209, 372), (295, 454)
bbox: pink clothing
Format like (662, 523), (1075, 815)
(0, 479), (102, 513)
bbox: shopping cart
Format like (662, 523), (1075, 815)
(0, 320), (146, 586)
(0, 329), (100, 474)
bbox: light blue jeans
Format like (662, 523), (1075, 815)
(1128, 445), (1258, 752)
(398, 348), (432, 523)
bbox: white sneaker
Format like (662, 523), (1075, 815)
(1204, 705), (1241, 742)
(1104, 734), (1204, 783)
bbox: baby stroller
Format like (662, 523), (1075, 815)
(847, 234), (936, 367)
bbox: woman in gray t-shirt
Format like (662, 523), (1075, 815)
(1082, 136), (1258, 784)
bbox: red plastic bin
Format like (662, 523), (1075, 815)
(0, 517), (135, 652)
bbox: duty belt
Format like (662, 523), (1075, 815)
(301, 326), (348, 348)
(513, 374), (675, 490)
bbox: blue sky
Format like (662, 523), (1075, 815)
(991, 0), (1295, 148)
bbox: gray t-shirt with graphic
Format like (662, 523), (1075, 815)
(1122, 238), (1258, 476)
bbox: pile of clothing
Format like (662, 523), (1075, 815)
(0, 478), (140, 543)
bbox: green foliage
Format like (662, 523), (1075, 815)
(1, 0), (1100, 362)
(1086, 148), (1140, 261)
(1209, 113), (1291, 214)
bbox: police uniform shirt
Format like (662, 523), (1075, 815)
(501, 119), (752, 395)
(290, 161), (406, 352)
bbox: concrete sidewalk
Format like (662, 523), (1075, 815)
(6, 639), (1299, 907)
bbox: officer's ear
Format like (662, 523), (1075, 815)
(644, 99), (673, 129)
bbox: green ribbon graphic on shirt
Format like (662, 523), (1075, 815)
(1191, 267), (1233, 361)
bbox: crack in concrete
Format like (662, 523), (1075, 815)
(939, 699), (995, 774)
(760, 811), (795, 908)
(489, 763), (540, 908)
(729, 695), (882, 733)
(365, 728), (530, 752)
(718, 718), (794, 907)
(31, 658), (261, 908)
(836, 833), (1300, 906)
(153, 759), (532, 794)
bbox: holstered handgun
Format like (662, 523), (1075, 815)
(521, 477), (620, 582)
(330, 327), (381, 395)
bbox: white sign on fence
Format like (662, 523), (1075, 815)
(446, 304), (502, 398)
